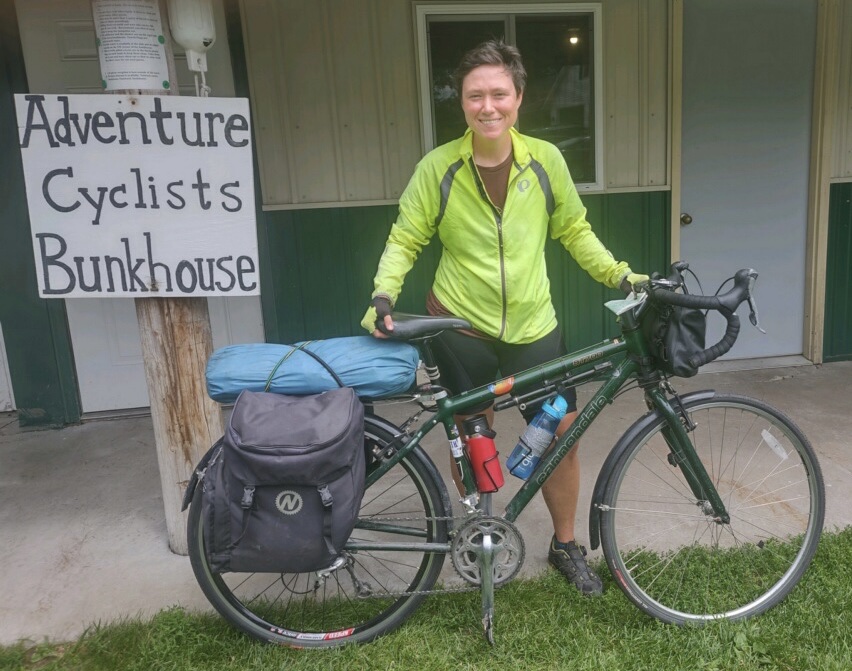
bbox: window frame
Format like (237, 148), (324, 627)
(414, 2), (604, 191)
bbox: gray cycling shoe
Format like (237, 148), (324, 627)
(548, 537), (603, 597)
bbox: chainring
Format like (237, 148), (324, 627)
(451, 516), (525, 586)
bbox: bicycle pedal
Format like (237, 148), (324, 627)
(482, 612), (495, 646)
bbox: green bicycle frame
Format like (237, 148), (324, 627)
(355, 308), (729, 551)
(363, 337), (626, 490)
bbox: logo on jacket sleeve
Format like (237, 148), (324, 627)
(275, 490), (303, 515)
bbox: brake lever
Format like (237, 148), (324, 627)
(747, 298), (766, 333)
(746, 271), (767, 334)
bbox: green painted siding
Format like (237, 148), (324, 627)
(825, 183), (852, 362)
(548, 191), (670, 348)
(0, 0), (80, 425)
(260, 191), (670, 349)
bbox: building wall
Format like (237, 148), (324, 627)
(4, 0), (849, 421)
(260, 192), (669, 348)
(240, 0), (671, 209)
(235, 0), (673, 349)
(11, 0), (265, 416)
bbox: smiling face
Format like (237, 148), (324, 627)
(460, 64), (523, 149)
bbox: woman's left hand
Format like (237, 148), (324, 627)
(621, 273), (650, 295)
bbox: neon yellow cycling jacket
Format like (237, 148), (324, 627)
(362, 128), (632, 344)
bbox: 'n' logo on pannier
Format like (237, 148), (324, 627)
(275, 491), (303, 515)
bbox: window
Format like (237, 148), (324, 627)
(415, 4), (602, 189)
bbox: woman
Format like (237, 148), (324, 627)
(362, 40), (647, 596)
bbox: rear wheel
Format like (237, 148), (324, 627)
(600, 394), (824, 624)
(187, 419), (451, 647)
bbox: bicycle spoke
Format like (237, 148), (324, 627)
(187, 427), (451, 647)
(601, 396), (823, 624)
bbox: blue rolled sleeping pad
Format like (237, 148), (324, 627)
(205, 336), (420, 403)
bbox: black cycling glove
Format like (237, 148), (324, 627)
(371, 295), (393, 330)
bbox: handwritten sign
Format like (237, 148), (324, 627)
(14, 93), (258, 298)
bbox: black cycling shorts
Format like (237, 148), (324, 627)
(432, 326), (578, 423)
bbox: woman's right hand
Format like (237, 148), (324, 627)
(371, 296), (394, 338)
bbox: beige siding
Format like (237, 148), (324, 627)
(243, 0), (670, 208)
(327, 2), (384, 201)
(645, 0), (669, 187)
(603, 0), (669, 189)
(832, 0), (852, 179)
(373, 1), (422, 201)
(16, 0), (236, 96)
(604, 0), (640, 188)
(272, 1), (339, 204)
(242, 0), (421, 206)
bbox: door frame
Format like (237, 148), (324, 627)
(802, 0), (841, 365)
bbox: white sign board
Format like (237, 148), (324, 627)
(14, 93), (259, 298)
(92, 0), (171, 91)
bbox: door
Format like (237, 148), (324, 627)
(680, 0), (817, 359)
(16, 0), (264, 412)
(65, 297), (263, 411)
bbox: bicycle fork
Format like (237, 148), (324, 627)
(648, 388), (730, 524)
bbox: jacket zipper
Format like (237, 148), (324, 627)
(468, 158), (508, 339)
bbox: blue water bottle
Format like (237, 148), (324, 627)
(506, 394), (569, 480)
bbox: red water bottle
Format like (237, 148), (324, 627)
(462, 415), (504, 493)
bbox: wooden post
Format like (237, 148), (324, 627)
(92, 0), (223, 554)
(136, 297), (222, 555)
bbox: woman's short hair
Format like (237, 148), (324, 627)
(452, 39), (527, 95)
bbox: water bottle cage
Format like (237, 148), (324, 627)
(514, 436), (535, 454)
(495, 365), (614, 413)
(515, 385), (561, 413)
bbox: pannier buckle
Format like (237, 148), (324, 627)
(241, 485), (256, 509)
(318, 484), (333, 508)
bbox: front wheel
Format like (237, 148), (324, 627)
(599, 394), (824, 624)
(187, 418), (451, 647)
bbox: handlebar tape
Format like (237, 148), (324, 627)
(690, 314), (740, 368)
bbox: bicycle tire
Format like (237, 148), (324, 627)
(599, 393), (824, 624)
(187, 418), (451, 647)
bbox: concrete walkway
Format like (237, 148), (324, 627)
(1, 361), (850, 645)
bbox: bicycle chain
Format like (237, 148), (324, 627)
(360, 583), (480, 598)
(351, 514), (482, 598)
(360, 514), (463, 523)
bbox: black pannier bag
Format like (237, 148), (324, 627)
(202, 387), (365, 573)
(642, 297), (707, 378)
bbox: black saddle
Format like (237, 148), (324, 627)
(380, 312), (471, 340)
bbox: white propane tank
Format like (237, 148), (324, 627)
(166, 0), (216, 72)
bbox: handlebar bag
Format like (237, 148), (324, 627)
(202, 387), (365, 573)
(642, 300), (706, 378)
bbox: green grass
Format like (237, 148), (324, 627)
(4, 528), (852, 671)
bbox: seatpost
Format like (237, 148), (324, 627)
(419, 337), (480, 510)
(418, 338), (443, 389)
